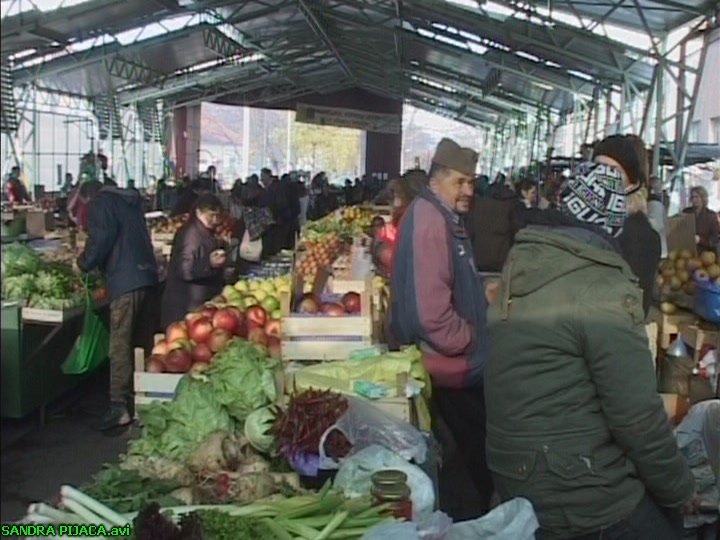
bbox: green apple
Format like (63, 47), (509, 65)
(261, 296), (280, 313)
(234, 280), (249, 292)
(243, 295), (259, 307)
(271, 309), (283, 320)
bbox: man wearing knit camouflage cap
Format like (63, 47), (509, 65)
(390, 138), (493, 516)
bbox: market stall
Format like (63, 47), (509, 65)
(1, 241), (109, 420)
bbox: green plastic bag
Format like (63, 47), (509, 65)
(63, 278), (109, 375)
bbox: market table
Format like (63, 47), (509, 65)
(0, 302), (109, 423)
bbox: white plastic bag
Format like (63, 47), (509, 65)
(334, 445), (435, 518)
(447, 498), (539, 540)
(318, 396), (427, 469)
(361, 511), (452, 540)
(675, 399), (720, 528)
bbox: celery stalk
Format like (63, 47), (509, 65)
(262, 518), (295, 540)
(315, 511), (349, 540)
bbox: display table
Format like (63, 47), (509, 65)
(0, 302), (107, 421)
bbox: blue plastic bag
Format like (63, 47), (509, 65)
(694, 278), (720, 323)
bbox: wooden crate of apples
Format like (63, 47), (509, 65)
(295, 233), (348, 283)
(280, 286), (373, 361)
(657, 250), (720, 314)
(136, 275), (292, 401)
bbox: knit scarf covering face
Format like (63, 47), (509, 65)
(561, 163), (627, 238)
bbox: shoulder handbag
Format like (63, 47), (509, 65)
(239, 229), (263, 262)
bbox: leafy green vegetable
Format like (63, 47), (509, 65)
(128, 377), (234, 462)
(244, 406), (278, 454)
(206, 340), (278, 422)
(1, 243), (42, 277)
(193, 509), (271, 540)
(83, 464), (184, 514)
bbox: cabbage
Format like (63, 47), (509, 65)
(206, 340), (278, 422)
(244, 406), (277, 453)
(128, 376), (234, 461)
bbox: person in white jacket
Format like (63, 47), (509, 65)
(646, 177), (668, 258)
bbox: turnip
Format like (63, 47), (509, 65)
(187, 431), (245, 473)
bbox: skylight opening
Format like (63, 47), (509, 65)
(435, 34), (468, 50)
(545, 60), (562, 68)
(410, 74), (458, 94)
(1, 0), (93, 18)
(115, 14), (200, 46)
(468, 42), (488, 55)
(516, 50), (540, 63)
(567, 69), (594, 82)
(531, 81), (554, 91)
(9, 49), (38, 61)
(174, 52), (265, 76)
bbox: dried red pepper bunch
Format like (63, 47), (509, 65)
(272, 389), (352, 461)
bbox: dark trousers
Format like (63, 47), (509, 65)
(109, 290), (147, 407)
(432, 386), (494, 518)
(537, 496), (682, 540)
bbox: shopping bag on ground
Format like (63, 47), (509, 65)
(62, 279), (109, 375)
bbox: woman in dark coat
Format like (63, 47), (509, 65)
(683, 186), (719, 253)
(161, 194), (226, 328)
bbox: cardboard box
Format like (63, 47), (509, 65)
(25, 210), (54, 237)
(666, 213), (696, 257)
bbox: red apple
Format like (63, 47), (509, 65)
(164, 349), (192, 373)
(213, 308), (239, 334)
(267, 336), (282, 360)
(146, 354), (166, 373)
(297, 293), (320, 314)
(185, 312), (203, 325)
(246, 305), (268, 328)
(151, 340), (169, 356)
(200, 304), (218, 319)
(341, 292), (362, 314)
(166, 322), (188, 343)
(208, 328), (232, 353)
(191, 343), (213, 364)
(248, 326), (268, 346)
(264, 319), (282, 338)
(188, 317), (214, 344)
(321, 303), (346, 317)
(167, 338), (192, 352)
(226, 306), (244, 319)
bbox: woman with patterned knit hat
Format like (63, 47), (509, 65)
(484, 135), (697, 539)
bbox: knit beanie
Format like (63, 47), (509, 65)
(561, 163), (626, 238)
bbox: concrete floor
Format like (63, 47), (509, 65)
(0, 370), (137, 523)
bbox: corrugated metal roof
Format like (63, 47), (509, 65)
(0, 0), (710, 128)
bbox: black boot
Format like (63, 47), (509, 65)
(92, 401), (132, 431)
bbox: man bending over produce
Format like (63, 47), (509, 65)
(78, 182), (158, 431)
(390, 138), (493, 516)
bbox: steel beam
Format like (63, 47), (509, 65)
(295, 0), (354, 79)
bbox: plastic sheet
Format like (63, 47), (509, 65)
(334, 445), (435, 518)
(446, 499), (539, 540)
(318, 396), (427, 470)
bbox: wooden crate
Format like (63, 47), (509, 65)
(650, 308), (697, 349)
(133, 334), (183, 410)
(283, 369), (414, 424)
(679, 322), (720, 362)
(280, 290), (373, 361)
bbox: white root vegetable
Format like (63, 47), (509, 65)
(60, 497), (111, 529)
(30, 502), (85, 523)
(61, 485), (129, 527)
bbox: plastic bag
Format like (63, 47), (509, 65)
(334, 445), (435, 518)
(318, 396), (427, 469)
(361, 512), (452, 540)
(62, 280), (109, 375)
(447, 498), (539, 540)
(675, 399), (720, 528)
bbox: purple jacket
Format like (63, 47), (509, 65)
(390, 189), (488, 388)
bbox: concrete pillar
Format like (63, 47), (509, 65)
(364, 131), (402, 179)
(173, 105), (202, 178)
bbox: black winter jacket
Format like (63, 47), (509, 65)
(620, 213), (662, 318)
(161, 218), (224, 328)
(78, 187), (158, 301)
(467, 184), (525, 272)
